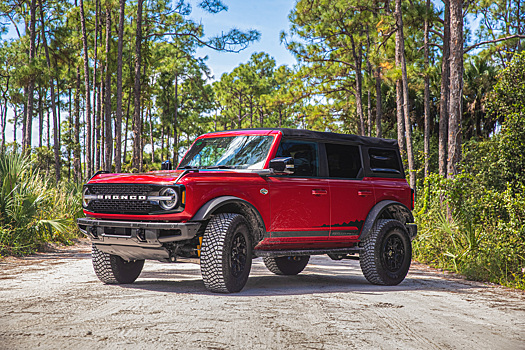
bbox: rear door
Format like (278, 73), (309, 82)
(267, 139), (331, 246)
(325, 143), (376, 241)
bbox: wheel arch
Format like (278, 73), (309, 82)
(191, 196), (267, 245)
(359, 200), (415, 241)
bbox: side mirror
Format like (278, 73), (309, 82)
(269, 157), (294, 174)
(161, 160), (172, 170)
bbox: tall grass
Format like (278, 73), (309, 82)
(414, 174), (525, 289)
(0, 152), (83, 256)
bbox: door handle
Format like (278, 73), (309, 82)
(358, 190), (373, 197)
(312, 189), (328, 196)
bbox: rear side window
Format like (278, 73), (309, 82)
(368, 148), (401, 174)
(325, 143), (362, 179)
(276, 140), (318, 177)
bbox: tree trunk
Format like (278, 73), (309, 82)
(149, 109), (154, 164)
(115, 0), (125, 172)
(375, 67), (382, 138)
(395, 31), (406, 158)
(395, 0), (415, 189)
(46, 108), (50, 147)
(40, 0), (60, 183)
(101, 77), (106, 170)
(68, 66), (72, 179)
(132, 0), (144, 172)
(23, 0), (37, 154)
(79, 0), (92, 178)
(0, 77), (8, 152)
(366, 32), (372, 137)
(74, 66), (81, 182)
(350, 36), (365, 136)
(447, 0), (463, 178)
(424, 0), (431, 178)
(92, 0), (99, 172)
(123, 88), (131, 165)
(104, 7), (112, 171)
(13, 109), (18, 146)
(173, 74), (179, 166)
(237, 89), (243, 128)
(96, 66), (103, 171)
(439, 0), (451, 177)
(38, 87), (43, 148)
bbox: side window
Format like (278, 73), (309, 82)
(368, 148), (401, 174)
(276, 140), (319, 177)
(325, 143), (362, 179)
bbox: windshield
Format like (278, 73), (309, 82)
(178, 135), (274, 170)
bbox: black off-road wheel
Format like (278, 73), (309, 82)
(92, 244), (144, 284)
(359, 219), (412, 286)
(263, 256), (310, 275)
(200, 213), (252, 293)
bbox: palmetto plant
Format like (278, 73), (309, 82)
(0, 152), (79, 255)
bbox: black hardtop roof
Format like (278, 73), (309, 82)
(224, 128), (398, 148)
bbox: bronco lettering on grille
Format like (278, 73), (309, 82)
(97, 195), (147, 200)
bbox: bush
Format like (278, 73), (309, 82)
(0, 151), (83, 256)
(414, 171), (525, 289)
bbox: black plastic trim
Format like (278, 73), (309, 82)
(359, 200), (416, 241)
(254, 247), (360, 258)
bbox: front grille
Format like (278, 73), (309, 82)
(87, 184), (157, 214)
(89, 184), (154, 195)
(90, 199), (153, 213)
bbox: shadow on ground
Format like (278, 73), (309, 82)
(119, 258), (485, 297)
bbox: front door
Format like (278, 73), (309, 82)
(267, 139), (330, 249)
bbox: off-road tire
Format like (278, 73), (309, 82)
(359, 219), (412, 286)
(92, 244), (144, 284)
(200, 213), (252, 293)
(263, 256), (310, 275)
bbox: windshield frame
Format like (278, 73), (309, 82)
(177, 133), (278, 170)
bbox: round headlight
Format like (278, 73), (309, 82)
(159, 187), (178, 210)
(82, 187), (91, 208)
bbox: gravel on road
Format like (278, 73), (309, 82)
(1, 240), (524, 350)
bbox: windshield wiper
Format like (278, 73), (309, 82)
(178, 165), (199, 170)
(205, 165), (237, 169)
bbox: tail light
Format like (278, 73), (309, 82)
(411, 188), (415, 210)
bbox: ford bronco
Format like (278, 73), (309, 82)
(77, 128), (416, 293)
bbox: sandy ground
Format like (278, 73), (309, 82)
(0, 240), (524, 350)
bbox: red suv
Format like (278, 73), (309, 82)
(78, 128), (416, 293)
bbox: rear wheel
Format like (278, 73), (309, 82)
(359, 219), (412, 285)
(92, 245), (144, 284)
(200, 213), (252, 293)
(263, 255), (310, 275)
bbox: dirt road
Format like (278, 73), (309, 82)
(1, 240), (524, 350)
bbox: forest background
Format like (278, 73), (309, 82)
(0, 0), (524, 289)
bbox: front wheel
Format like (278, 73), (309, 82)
(263, 256), (310, 275)
(359, 219), (412, 286)
(92, 245), (144, 284)
(200, 213), (252, 293)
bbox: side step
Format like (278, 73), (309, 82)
(253, 247), (361, 258)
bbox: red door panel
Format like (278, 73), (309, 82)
(267, 177), (330, 246)
(329, 178), (376, 240)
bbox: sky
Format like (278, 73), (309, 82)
(3, 0), (298, 144)
(191, 0), (298, 78)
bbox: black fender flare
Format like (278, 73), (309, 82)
(359, 200), (416, 241)
(190, 196), (267, 243)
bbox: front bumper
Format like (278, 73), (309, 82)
(77, 217), (201, 261)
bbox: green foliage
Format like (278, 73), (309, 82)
(414, 174), (525, 289)
(0, 151), (82, 256)
(415, 54), (525, 290)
